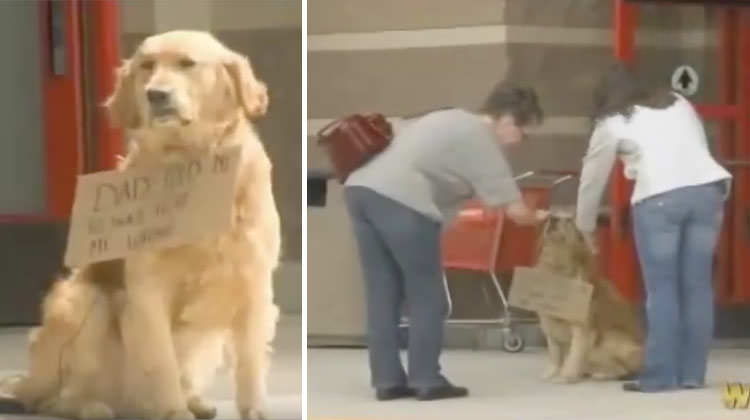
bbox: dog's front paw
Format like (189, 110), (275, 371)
(556, 370), (583, 384)
(188, 396), (217, 420)
(163, 408), (196, 420)
(79, 401), (115, 420)
(237, 389), (267, 420)
(541, 365), (560, 380)
(240, 407), (266, 420)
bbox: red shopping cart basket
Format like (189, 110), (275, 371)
(437, 171), (576, 352)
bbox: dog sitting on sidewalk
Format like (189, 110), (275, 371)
(534, 209), (644, 383)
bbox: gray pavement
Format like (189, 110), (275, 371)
(308, 346), (750, 420)
(0, 316), (302, 420)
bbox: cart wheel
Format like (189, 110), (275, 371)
(502, 332), (524, 353)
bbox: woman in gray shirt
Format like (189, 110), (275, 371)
(344, 83), (547, 401)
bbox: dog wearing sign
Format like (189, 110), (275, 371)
(0, 30), (280, 420)
(535, 209), (643, 383)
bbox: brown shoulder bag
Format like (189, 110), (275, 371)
(316, 113), (394, 183)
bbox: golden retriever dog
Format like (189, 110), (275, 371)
(535, 209), (643, 383)
(0, 30), (281, 420)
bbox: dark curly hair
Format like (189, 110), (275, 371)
(479, 82), (544, 126)
(591, 62), (677, 125)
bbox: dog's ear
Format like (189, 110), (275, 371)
(105, 59), (141, 129)
(224, 52), (269, 120)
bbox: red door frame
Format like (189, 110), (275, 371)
(41, 0), (85, 221)
(733, 11), (750, 302)
(0, 0), (121, 224)
(90, 0), (123, 172)
(611, 0), (750, 304)
(609, 0), (641, 302)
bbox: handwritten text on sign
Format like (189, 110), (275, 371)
(508, 266), (594, 324)
(64, 146), (242, 267)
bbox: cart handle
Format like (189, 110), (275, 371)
(513, 171), (535, 181)
(552, 174), (574, 186)
(514, 170), (578, 186)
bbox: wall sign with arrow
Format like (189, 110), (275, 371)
(671, 65), (699, 97)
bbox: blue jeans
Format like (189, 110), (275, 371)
(632, 181), (726, 391)
(344, 187), (449, 389)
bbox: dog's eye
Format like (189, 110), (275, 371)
(140, 60), (155, 71)
(178, 58), (196, 69)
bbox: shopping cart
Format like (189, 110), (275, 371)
(399, 171), (576, 352)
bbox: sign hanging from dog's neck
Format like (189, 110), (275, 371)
(64, 145), (242, 267)
(508, 266), (594, 324)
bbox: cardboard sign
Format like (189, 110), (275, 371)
(508, 266), (594, 324)
(64, 146), (242, 267)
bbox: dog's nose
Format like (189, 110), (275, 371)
(146, 89), (170, 106)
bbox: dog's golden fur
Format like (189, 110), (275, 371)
(0, 30), (281, 420)
(535, 210), (644, 383)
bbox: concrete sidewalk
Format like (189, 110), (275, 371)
(0, 315), (302, 420)
(308, 347), (750, 420)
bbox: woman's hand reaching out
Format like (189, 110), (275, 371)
(506, 201), (550, 226)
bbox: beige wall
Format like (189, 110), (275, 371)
(309, 1), (717, 174)
(118, 0), (302, 313)
(307, 0), (718, 338)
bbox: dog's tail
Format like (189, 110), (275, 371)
(41, 270), (100, 329)
(10, 268), (106, 411)
(0, 374), (27, 415)
(0, 374), (25, 399)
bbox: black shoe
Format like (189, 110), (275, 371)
(416, 384), (469, 401)
(623, 381), (675, 393)
(618, 372), (639, 381)
(375, 386), (416, 401)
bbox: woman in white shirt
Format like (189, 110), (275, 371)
(576, 63), (731, 392)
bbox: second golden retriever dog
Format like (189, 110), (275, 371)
(535, 210), (644, 383)
(0, 30), (281, 420)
